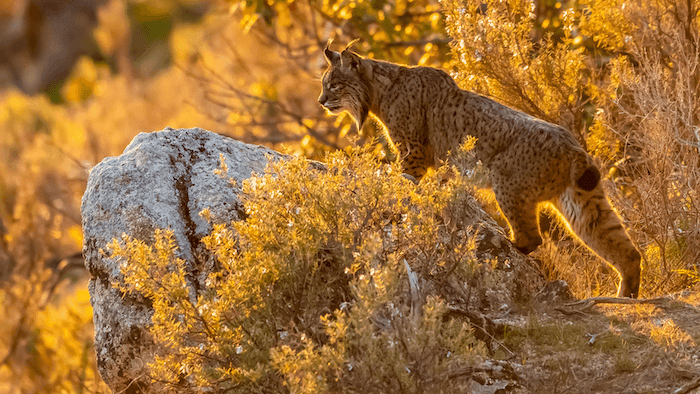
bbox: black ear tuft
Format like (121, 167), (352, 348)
(324, 38), (340, 65)
(344, 38), (360, 51)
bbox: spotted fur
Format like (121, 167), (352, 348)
(318, 41), (641, 297)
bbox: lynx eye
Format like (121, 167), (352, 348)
(329, 84), (340, 92)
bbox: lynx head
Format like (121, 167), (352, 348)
(318, 39), (374, 129)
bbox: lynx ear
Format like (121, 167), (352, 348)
(340, 49), (362, 70)
(324, 39), (340, 65)
(340, 49), (372, 80)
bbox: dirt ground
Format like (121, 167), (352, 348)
(493, 290), (700, 393)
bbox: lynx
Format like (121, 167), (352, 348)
(318, 41), (641, 298)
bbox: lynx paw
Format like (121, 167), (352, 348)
(616, 272), (640, 298)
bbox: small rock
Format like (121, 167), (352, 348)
(536, 279), (574, 303)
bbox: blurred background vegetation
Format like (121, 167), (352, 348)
(0, 0), (697, 391)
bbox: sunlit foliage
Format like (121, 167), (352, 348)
(0, 2), (232, 391)
(0, 270), (107, 393)
(0, 92), (87, 278)
(112, 147), (486, 392)
(444, 0), (587, 136)
(581, 0), (700, 294)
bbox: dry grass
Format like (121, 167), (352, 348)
(498, 290), (700, 392)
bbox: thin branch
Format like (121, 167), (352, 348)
(675, 376), (700, 394)
(383, 38), (451, 48)
(445, 304), (515, 358)
(563, 296), (670, 312)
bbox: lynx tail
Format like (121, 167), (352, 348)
(571, 151), (600, 192)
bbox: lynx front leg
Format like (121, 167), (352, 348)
(492, 182), (543, 255)
(395, 140), (431, 179)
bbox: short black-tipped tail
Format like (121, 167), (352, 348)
(571, 151), (600, 192)
(576, 166), (600, 191)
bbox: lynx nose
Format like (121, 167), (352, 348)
(318, 92), (327, 106)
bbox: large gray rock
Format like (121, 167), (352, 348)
(81, 127), (543, 393)
(81, 128), (284, 393)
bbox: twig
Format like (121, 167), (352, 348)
(383, 38), (451, 48)
(665, 356), (698, 380)
(563, 296), (670, 312)
(675, 376), (700, 394)
(553, 307), (589, 316)
(445, 305), (515, 358)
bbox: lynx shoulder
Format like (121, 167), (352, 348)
(318, 41), (641, 298)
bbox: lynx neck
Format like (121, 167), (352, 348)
(366, 59), (405, 112)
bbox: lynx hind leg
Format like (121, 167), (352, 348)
(555, 186), (641, 298)
(492, 183), (543, 255)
